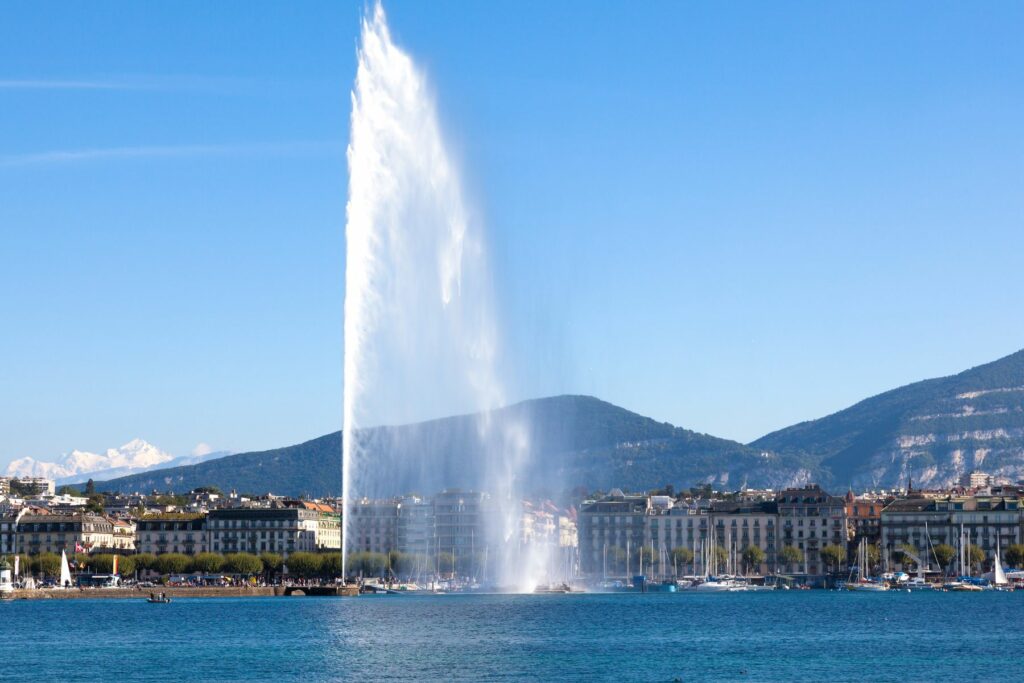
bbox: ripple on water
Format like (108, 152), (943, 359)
(3, 592), (1022, 682)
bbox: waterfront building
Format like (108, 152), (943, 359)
(432, 490), (489, 566)
(558, 513), (578, 550)
(396, 495), (434, 557)
(0, 509), (28, 554)
(880, 495), (1021, 570)
(136, 514), (207, 555)
(347, 498), (400, 555)
(646, 499), (712, 577)
(845, 491), (887, 551)
(0, 477), (9, 497)
(577, 489), (650, 576)
(312, 505), (342, 551)
(207, 507), (319, 555)
(283, 501), (341, 550)
(579, 491), (723, 577)
(710, 500), (779, 575)
(111, 519), (136, 552)
(16, 513), (114, 555)
(777, 485), (848, 576)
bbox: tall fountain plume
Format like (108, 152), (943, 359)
(343, 3), (545, 588)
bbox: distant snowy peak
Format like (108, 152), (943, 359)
(6, 439), (178, 482)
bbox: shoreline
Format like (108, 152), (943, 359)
(11, 586), (281, 600)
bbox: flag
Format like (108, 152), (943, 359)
(112, 555), (119, 575)
(75, 542), (84, 553)
(14, 555), (19, 577)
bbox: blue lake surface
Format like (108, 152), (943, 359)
(4, 591), (1022, 682)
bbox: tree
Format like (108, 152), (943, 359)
(320, 553), (343, 578)
(117, 555), (137, 576)
(671, 547), (694, 576)
(638, 546), (655, 572)
(866, 544), (881, 570)
(352, 552), (388, 576)
(33, 552), (62, 577)
(260, 552), (284, 580)
(932, 544), (956, 571)
(967, 544), (986, 572)
(285, 552), (323, 578)
(897, 543), (920, 570)
(608, 546), (626, 574)
(435, 552), (455, 576)
(154, 553), (192, 575)
(713, 545), (729, 572)
(133, 553), (158, 572)
(1004, 544), (1024, 569)
(85, 494), (105, 514)
(780, 545), (803, 572)
(88, 554), (115, 573)
(389, 551), (417, 577)
(153, 494), (188, 508)
(85, 479), (96, 495)
(223, 553), (263, 576)
(191, 486), (222, 495)
(742, 546), (767, 574)
(819, 544), (846, 572)
(191, 552), (225, 574)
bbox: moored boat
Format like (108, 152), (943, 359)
(0, 556), (14, 600)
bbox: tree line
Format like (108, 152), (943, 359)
(9, 550), (450, 580)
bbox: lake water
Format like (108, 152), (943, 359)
(4, 591), (1021, 682)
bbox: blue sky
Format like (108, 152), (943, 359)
(2, 1), (1023, 469)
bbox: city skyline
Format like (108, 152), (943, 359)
(3, 1), (1023, 469)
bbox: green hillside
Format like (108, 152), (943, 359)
(85, 395), (804, 496)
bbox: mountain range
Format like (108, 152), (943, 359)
(72, 348), (1024, 496)
(7, 439), (227, 485)
(754, 348), (1024, 489)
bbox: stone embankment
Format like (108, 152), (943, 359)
(13, 586), (280, 600)
(12, 584), (360, 599)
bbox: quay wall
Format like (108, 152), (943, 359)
(12, 586), (281, 600)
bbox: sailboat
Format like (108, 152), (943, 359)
(693, 536), (738, 592)
(847, 539), (888, 591)
(0, 556), (14, 599)
(59, 549), (73, 589)
(945, 525), (983, 591)
(982, 540), (1013, 591)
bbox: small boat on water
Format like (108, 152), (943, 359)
(146, 593), (172, 604)
(534, 583), (572, 594)
(692, 578), (739, 592)
(847, 581), (889, 592)
(951, 583), (984, 592)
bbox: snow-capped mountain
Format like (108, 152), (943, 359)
(5, 439), (228, 485)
